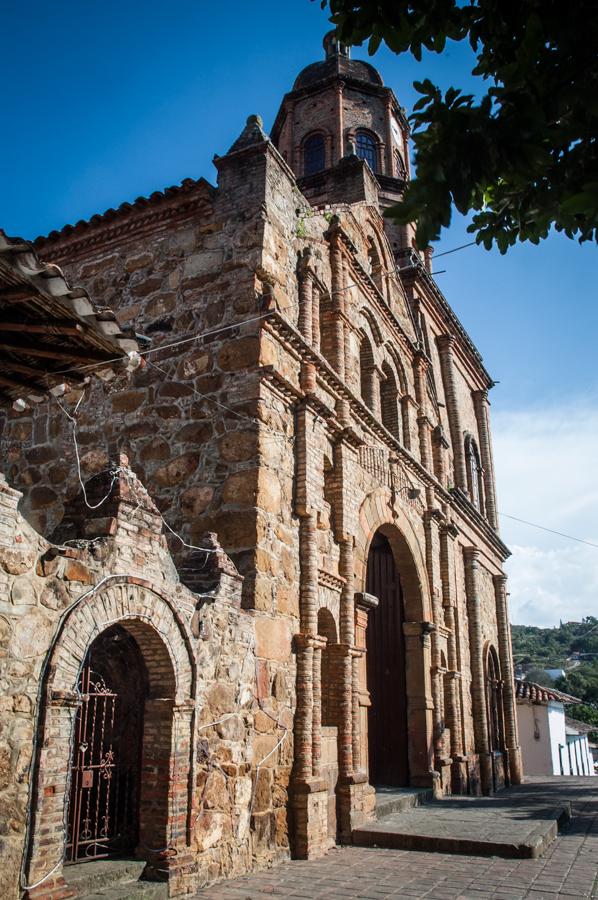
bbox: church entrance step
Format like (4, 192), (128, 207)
(64, 859), (168, 899)
(353, 791), (572, 859)
(374, 785), (434, 820)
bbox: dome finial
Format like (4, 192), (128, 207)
(323, 30), (350, 60)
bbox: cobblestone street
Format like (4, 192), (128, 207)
(196, 780), (598, 900)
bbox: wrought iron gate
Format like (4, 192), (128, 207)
(66, 629), (143, 863)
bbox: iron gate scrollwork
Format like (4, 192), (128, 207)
(66, 626), (146, 863)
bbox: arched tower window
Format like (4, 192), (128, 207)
(380, 362), (400, 441)
(356, 130), (378, 172)
(303, 133), (326, 175)
(394, 149), (407, 179)
(465, 435), (485, 514)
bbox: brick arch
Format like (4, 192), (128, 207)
(355, 488), (431, 622)
(25, 578), (196, 897)
(363, 213), (395, 282)
(384, 342), (409, 395)
(358, 306), (384, 347)
(49, 578), (195, 702)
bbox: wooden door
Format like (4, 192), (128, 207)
(365, 533), (409, 786)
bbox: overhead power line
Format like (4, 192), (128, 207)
(500, 513), (598, 550)
(434, 241), (477, 259)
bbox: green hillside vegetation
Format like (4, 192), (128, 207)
(511, 617), (598, 740)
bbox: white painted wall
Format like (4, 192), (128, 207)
(567, 734), (595, 776)
(517, 702), (556, 775)
(547, 701), (568, 775)
(517, 700), (572, 775)
(517, 700), (596, 776)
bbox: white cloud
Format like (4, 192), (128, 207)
(492, 400), (598, 626)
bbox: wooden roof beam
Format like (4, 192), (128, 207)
(0, 321), (86, 337)
(0, 373), (48, 395)
(0, 285), (39, 304)
(0, 341), (111, 366)
(3, 360), (86, 383)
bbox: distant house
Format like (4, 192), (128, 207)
(565, 718), (597, 776)
(515, 680), (595, 777)
(544, 668), (566, 682)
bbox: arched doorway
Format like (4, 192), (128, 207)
(25, 580), (196, 895)
(365, 531), (409, 786)
(66, 626), (148, 863)
(486, 645), (506, 790)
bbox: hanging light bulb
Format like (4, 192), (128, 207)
(12, 398), (28, 412)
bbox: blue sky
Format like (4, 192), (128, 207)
(2, 1), (597, 624)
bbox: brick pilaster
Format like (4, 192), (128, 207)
(472, 390), (499, 530)
(463, 548), (493, 794)
(437, 335), (468, 491)
(493, 574), (523, 784)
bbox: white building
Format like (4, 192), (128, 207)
(515, 680), (595, 777)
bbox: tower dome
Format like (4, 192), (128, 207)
(293, 30), (384, 91)
(271, 31), (410, 202)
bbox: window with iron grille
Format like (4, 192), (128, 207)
(356, 130), (378, 172)
(303, 133), (326, 175)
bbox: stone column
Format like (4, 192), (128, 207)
(400, 396), (412, 451)
(412, 353), (432, 470)
(432, 426), (449, 487)
(24, 693), (79, 900)
(436, 335), (468, 492)
(312, 636), (326, 778)
(298, 267), (313, 344)
(472, 390), (499, 529)
(439, 524), (467, 789)
(403, 621), (435, 787)
(493, 574), (523, 784)
(463, 548), (493, 794)
(353, 592), (378, 774)
(288, 99), (296, 170)
(338, 538), (355, 777)
(371, 367), (383, 420)
(336, 83), (345, 163)
(423, 511), (444, 770)
(384, 96), (394, 175)
(329, 226), (346, 380)
(312, 287), (321, 352)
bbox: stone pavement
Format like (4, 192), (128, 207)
(194, 778), (598, 899)
(353, 780), (573, 858)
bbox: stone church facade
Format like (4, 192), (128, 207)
(0, 33), (521, 899)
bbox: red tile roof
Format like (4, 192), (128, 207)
(515, 678), (581, 705)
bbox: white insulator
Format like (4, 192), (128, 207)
(12, 398), (28, 412)
(126, 350), (142, 371)
(49, 383), (69, 397)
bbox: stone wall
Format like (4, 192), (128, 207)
(0, 458), (301, 899)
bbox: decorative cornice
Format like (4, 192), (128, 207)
(318, 568), (346, 592)
(34, 178), (215, 262)
(401, 263), (494, 388)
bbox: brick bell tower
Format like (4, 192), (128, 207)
(271, 30), (414, 256)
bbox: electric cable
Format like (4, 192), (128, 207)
(500, 513), (598, 550)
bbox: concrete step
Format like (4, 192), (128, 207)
(374, 786), (434, 820)
(65, 859), (168, 899)
(82, 885), (167, 900)
(353, 796), (572, 859)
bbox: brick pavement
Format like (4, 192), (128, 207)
(194, 778), (598, 900)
